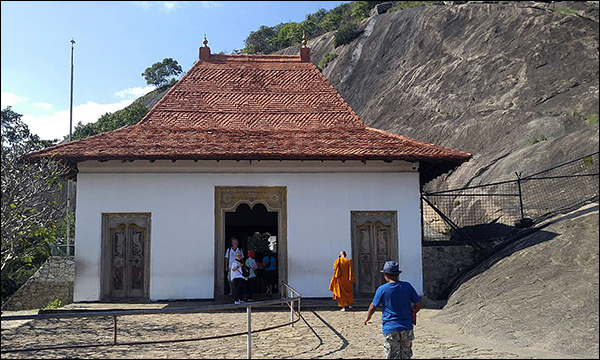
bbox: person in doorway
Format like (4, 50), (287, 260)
(224, 237), (244, 296)
(329, 250), (356, 311)
(255, 251), (265, 293)
(245, 250), (259, 301)
(262, 250), (277, 295)
(230, 252), (247, 304)
(364, 261), (422, 359)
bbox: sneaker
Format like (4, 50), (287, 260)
(234, 300), (241, 305)
(238, 300), (246, 304)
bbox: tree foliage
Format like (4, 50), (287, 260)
(1, 106), (69, 303)
(240, 1), (389, 54)
(142, 58), (182, 88)
(71, 102), (148, 141)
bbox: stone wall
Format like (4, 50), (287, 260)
(1, 256), (74, 311)
(422, 245), (477, 300)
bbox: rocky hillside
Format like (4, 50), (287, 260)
(278, 2), (598, 356)
(281, 1), (599, 190)
(433, 205), (599, 358)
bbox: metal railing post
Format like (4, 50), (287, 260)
(247, 305), (252, 359)
(113, 316), (118, 345)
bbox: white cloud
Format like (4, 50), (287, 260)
(1, 92), (25, 108)
(114, 86), (154, 99)
(34, 102), (53, 110)
(162, 2), (177, 12)
(131, 1), (197, 12)
(22, 100), (134, 141)
(199, 1), (221, 9)
(130, 1), (151, 10)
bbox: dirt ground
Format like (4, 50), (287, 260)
(1, 307), (583, 359)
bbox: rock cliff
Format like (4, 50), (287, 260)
(281, 1), (599, 190)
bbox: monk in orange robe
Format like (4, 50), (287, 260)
(329, 250), (356, 311)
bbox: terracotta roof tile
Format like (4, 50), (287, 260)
(24, 49), (472, 180)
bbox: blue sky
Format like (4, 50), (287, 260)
(1, 1), (348, 141)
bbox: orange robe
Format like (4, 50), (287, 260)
(329, 257), (356, 307)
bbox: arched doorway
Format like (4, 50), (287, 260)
(224, 203), (278, 296)
(215, 187), (287, 298)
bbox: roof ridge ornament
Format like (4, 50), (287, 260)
(301, 30), (307, 48)
(199, 35), (211, 61)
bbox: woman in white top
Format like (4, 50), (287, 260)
(224, 237), (244, 295)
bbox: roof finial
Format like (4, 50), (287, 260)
(301, 30), (307, 48)
(203, 34), (208, 47)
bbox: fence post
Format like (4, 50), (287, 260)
(113, 316), (118, 345)
(247, 305), (252, 359)
(515, 172), (533, 228)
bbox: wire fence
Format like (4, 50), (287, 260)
(49, 242), (75, 257)
(1, 282), (301, 359)
(422, 152), (599, 245)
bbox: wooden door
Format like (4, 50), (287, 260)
(352, 212), (398, 294)
(102, 214), (150, 301)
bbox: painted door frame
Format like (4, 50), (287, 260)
(214, 186), (287, 298)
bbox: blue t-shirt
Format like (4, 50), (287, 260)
(371, 281), (421, 334)
(263, 256), (276, 271)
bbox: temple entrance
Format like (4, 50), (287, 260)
(215, 187), (287, 298)
(224, 203), (278, 296)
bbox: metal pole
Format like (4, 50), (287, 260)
(113, 316), (118, 345)
(515, 172), (525, 219)
(247, 306), (252, 359)
(66, 38), (75, 257)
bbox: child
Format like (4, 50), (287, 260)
(245, 250), (258, 301)
(230, 252), (247, 304)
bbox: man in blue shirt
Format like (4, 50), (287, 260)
(364, 261), (422, 359)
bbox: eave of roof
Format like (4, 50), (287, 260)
(23, 48), (472, 183)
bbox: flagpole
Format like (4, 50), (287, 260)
(66, 38), (75, 257)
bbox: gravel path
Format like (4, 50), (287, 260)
(1, 307), (579, 359)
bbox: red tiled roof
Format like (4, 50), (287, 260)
(24, 49), (471, 180)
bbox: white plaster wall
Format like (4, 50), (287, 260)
(74, 169), (422, 302)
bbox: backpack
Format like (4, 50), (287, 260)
(240, 264), (250, 278)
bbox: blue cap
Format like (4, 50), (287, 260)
(380, 261), (401, 275)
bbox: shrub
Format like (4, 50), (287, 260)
(389, 1), (433, 13)
(45, 299), (64, 309)
(526, 135), (548, 147)
(334, 23), (360, 47)
(317, 52), (338, 71)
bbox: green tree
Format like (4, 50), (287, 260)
(243, 25), (277, 54)
(274, 22), (303, 49)
(142, 58), (182, 88)
(1, 106), (68, 303)
(72, 102), (148, 141)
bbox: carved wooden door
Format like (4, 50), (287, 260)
(102, 214), (150, 300)
(352, 212), (398, 294)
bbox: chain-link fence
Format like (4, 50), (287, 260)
(422, 152), (599, 245)
(50, 241), (75, 257)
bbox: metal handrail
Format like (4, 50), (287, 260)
(1, 282), (302, 359)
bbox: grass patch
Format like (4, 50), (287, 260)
(526, 135), (548, 147)
(317, 52), (338, 71)
(390, 1), (434, 13)
(555, 7), (578, 16)
(44, 299), (65, 309)
(586, 114), (599, 126)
